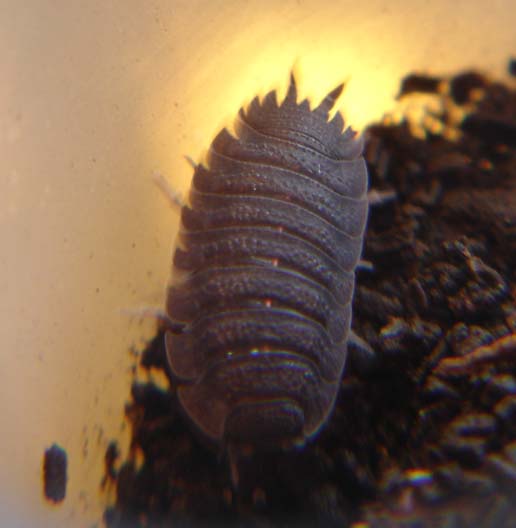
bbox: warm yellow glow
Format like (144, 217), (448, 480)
(1, 1), (515, 526)
(150, 0), (516, 209)
(152, 34), (405, 194)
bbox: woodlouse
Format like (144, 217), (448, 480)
(165, 75), (369, 456)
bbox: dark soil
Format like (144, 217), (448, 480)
(104, 64), (516, 528)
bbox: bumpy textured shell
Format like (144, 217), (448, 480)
(166, 76), (368, 448)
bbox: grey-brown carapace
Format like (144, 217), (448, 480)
(165, 74), (369, 461)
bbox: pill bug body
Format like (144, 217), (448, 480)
(166, 75), (368, 450)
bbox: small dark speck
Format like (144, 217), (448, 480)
(103, 441), (120, 485)
(131, 243), (136, 249)
(510, 58), (516, 77)
(43, 444), (67, 503)
(397, 73), (442, 98)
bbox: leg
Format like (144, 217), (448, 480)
(152, 172), (185, 210)
(348, 330), (376, 373)
(367, 188), (396, 206)
(357, 259), (374, 271)
(119, 306), (184, 332)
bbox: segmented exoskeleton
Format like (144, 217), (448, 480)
(165, 75), (369, 454)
